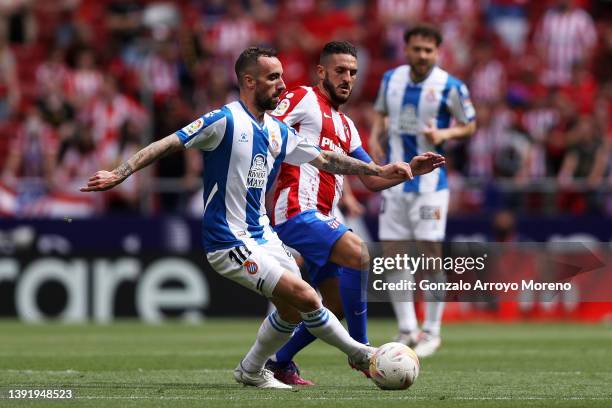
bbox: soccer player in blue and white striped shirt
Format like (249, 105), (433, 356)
(369, 24), (477, 358)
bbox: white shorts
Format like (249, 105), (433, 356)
(206, 236), (300, 298)
(379, 190), (449, 242)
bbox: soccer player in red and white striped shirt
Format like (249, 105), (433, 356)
(265, 41), (444, 385)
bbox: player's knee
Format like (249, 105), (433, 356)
(292, 283), (321, 312)
(346, 240), (369, 270)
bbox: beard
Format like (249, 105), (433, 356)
(322, 75), (350, 106)
(255, 87), (280, 111)
(411, 59), (434, 79)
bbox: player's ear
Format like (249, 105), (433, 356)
(243, 73), (256, 89)
(316, 64), (325, 80)
(403, 43), (411, 59)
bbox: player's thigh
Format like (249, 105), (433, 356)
(275, 210), (349, 269)
(379, 193), (416, 241)
(329, 230), (368, 270)
(412, 190), (449, 242)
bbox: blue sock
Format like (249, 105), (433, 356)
(339, 267), (369, 344)
(274, 322), (316, 364)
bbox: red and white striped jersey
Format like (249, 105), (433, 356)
(270, 86), (362, 225)
(535, 7), (597, 85)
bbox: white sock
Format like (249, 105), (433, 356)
(422, 271), (445, 336)
(422, 301), (444, 336)
(392, 301), (419, 334)
(301, 306), (366, 359)
(241, 311), (297, 373)
(388, 269), (418, 334)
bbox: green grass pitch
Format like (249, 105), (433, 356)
(0, 319), (611, 407)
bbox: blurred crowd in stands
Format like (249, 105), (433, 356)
(0, 0), (611, 218)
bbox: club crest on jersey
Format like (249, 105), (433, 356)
(244, 260), (259, 275)
(272, 99), (290, 116)
(247, 154), (267, 188)
(327, 219), (340, 229)
(425, 88), (438, 103)
(182, 118), (204, 136)
(269, 130), (281, 154)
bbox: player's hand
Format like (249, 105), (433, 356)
(379, 162), (413, 180)
(80, 170), (124, 192)
(409, 152), (446, 176)
(423, 121), (447, 146)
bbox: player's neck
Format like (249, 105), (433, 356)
(239, 97), (266, 124)
(316, 84), (342, 110)
(409, 66), (434, 84)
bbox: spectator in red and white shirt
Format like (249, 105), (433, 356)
(65, 48), (103, 106)
(534, 0), (597, 86)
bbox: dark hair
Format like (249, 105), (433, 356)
(235, 46), (277, 86)
(319, 41), (357, 64)
(404, 24), (443, 46)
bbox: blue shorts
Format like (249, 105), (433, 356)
(274, 209), (349, 286)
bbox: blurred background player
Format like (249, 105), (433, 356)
(369, 24), (476, 357)
(80, 46), (421, 389)
(265, 40), (445, 385)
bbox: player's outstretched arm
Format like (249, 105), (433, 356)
(358, 152), (446, 192)
(310, 150), (413, 179)
(80, 134), (184, 192)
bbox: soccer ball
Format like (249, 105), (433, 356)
(369, 342), (420, 390)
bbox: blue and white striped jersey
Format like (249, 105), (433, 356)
(374, 65), (475, 193)
(176, 101), (321, 252)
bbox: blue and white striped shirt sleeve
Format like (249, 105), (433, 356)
(283, 127), (321, 165)
(176, 109), (227, 151)
(447, 83), (476, 124)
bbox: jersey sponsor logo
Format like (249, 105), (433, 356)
(272, 99), (290, 116)
(247, 154), (267, 188)
(239, 132), (249, 143)
(420, 205), (441, 220)
(320, 137), (346, 155)
(399, 105), (419, 134)
(182, 118), (204, 136)
(244, 260), (259, 275)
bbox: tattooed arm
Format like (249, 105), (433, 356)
(81, 134), (184, 192)
(310, 151), (413, 179)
